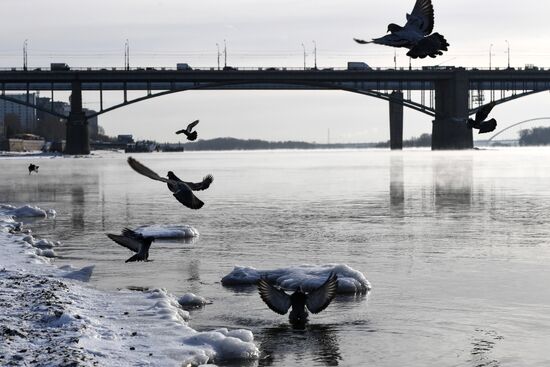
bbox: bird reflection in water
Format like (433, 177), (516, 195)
(259, 324), (342, 367)
(433, 156), (473, 210)
(390, 155), (405, 216)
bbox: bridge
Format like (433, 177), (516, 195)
(1, 65), (550, 154)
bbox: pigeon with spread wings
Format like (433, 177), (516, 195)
(467, 102), (498, 134)
(175, 119), (200, 141)
(258, 273), (339, 325)
(354, 0), (449, 59)
(106, 228), (155, 263)
(127, 156), (211, 209)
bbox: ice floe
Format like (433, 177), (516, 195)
(178, 293), (209, 309)
(0, 204), (260, 366)
(134, 224), (199, 239)
(0, 204), (48, 218)
(221, 264), (371, 294)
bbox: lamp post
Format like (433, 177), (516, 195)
(23, 39), (28, 71)
(505, 40), (510, 69)
(224, 39), (227, 68)
(216, 43), (220, 70)
(301, 43), (306, 70)
(124, 39), (130, 70)
(312, 40), (317, 69)
(489, 43), (493, 70)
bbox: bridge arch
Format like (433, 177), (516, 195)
(488, 117), (550, 144)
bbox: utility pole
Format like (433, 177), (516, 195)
(312, 40), (317, 69)
(408, 57), (412, 71)
(489, 43), (493, 70)
(23, 39), (28, 71)
(394, 50), (397, 70)
(505, 40), (511, 69)
(216, 43), (220, 70)
(224, 39), (227, 67)
(301, 43), (306, 70)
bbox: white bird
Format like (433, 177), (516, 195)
(354, 0), (449, 59)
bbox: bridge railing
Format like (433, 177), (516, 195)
(1, 66), (549, 72)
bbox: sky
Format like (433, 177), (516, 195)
(2, 0), (550, 143)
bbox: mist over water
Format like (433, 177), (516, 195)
(2, 148), (550, 366)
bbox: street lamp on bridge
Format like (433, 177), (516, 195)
(23, 39), (28, 71)
(312, 40), (317, 69)
(489, 43), (493, 70)
(224, 39), (227, 67)
(301, 43), (306, 70)
(216, 43), (221, 70)
(505, 40), (511, 69)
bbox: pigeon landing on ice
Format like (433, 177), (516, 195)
(28, 164), (39, 175)
(354, 0), (449, 59)
(258, 273), (338, 326)
(106, 228), (155, 263)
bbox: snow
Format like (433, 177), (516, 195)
(0, 204), (48, 218)
(178, 293), (209, 308)
(0, 204), (260, 366)
(221, 264), (371, 294)
(134, 224), (199, 239)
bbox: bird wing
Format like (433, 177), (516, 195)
(122, 228), (144, 241)
(106, 233), (141, 253)
(186, 119), (200, 132)
(353, 38), (371, 44)
(182, 174), (214, 191)
(372, 33), (416, 48)
(173, 184), (205, 209)
(127, 157), (170, 183)
(478, 118), (497, 134)
(475, 102), (496, 123)
(306, 273), (339, 314)
(405, 0), (434, 35)
(257, 278), (292, 315)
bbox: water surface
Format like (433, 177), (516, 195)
(2, 148), (550, 366)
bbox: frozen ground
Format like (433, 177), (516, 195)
(0, 205), (259, 366)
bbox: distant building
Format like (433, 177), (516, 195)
(0, 93), (37, 132)
(36, 98), (99, 140)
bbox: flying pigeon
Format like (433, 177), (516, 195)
(127, 156), (211, 209)
(167, 171), (214, 192)
(354, 0), (449, 59)
(175, 120), (200, 141)
(28, 163), (39, 175)
(258, 273), (339, 325)
(467, 102), (497, 134)
(106, 228), (155, 263)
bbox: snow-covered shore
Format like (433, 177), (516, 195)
(0, 205), (260, 366)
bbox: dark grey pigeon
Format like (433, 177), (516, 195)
(127, 156), (210, 209)
(175, 119), (199, 141)
(28, 163), (39, 175)
(166, 171), (213, 192)
(354, 0), (449, 59)
(467, 102), (497, 134)
(258, 273), (338, 326)
(106, 228), (155, 263)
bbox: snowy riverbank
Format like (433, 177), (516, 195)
(0, 205), (259, 366)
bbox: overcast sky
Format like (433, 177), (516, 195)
(2, 0), (550, 143)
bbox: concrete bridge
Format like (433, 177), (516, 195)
(1, 65), (549, 154)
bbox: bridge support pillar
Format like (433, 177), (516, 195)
(389, 91), (404, 150)
(64, 81), (90, 155)
(432, 71), (473, 150)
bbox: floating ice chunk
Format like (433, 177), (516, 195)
(182, 329), (261, 361)
(61, 265), (95, 282)
(47, 209), (57, 217)
(0, 204), (48, 218)
(178, 293), (208, 308)
(134, 224), (199, 239)
(34, 239), (57, 249)
(221, 264), (371, 294)
(36, 248), (56, 258)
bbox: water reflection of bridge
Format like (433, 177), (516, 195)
(2, 66), (550, 153)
